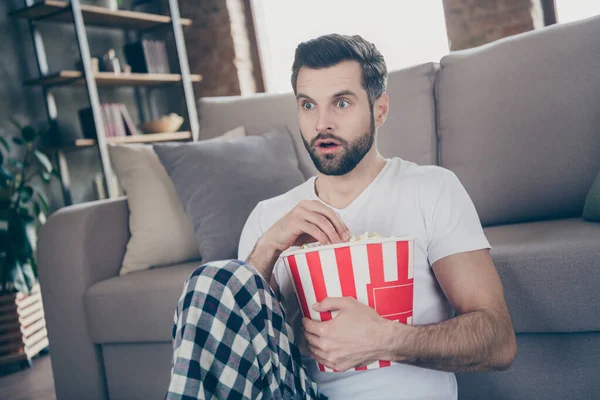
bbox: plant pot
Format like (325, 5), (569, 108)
(0, 283), (48, 374)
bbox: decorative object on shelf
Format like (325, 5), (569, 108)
(102, 49), (122, 74)
(76, 57), (99, 74)
(139, 113), (184, 134)
(79, 103), (138, 139)
(124, 39), (170, 74)
(0, 122), (55, 372)
(85, 0), (121, 11)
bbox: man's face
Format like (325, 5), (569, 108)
(295, 61), (375, 176)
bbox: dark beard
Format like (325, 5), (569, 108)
(301, 111), (375, 176)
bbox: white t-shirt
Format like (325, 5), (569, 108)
(238, 157), (491, 400)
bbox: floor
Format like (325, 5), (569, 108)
(0, 354), (56, 400)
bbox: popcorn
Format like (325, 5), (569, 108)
(298, 232), (382, 249)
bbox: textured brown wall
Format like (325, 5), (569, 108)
(179, 0), (263, 97)
(180, 0), (241, 97)
(442, 0), (539, 51)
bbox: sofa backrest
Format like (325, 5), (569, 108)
(197, 62), (439, 179)
(436, 15), (600, 227)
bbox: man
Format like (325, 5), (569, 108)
(167, 34), (516, 400)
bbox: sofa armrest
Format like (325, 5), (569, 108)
(37, 197), (130, 400)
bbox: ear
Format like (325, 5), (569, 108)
(373, 92), (389, 128)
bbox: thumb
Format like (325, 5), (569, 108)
(313, 297), (352, 312)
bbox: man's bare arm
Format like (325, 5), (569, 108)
(246, 239), (281, 294)
(382, 249), (517, 372)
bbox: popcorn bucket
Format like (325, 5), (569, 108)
(281, 236), (415, 372)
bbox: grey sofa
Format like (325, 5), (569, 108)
(38, 15), (600, 400)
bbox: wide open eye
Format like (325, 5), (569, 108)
(337, 99), (350, 109)
(303, 101), (315, 110)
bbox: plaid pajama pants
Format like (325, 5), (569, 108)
(165, 259), (326, 400)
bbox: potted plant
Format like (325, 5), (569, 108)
(0, 121), (57, 371)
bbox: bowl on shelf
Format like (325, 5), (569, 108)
(139, 113), (184, 134)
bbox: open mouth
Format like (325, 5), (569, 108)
(315, 138), (341, 149)
(316, 140), (341, 153)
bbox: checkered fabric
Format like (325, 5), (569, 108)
(165, 259), (326, 400)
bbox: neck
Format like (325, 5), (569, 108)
(314, 146), (387, 210)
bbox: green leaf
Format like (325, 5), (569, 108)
(0, 151), (3, 166)
(36, 191), (49, 213)
(33, 201), (40, 217)
(0, 136), (9, 153)
(20, 186), (34, 203)
(10, 118), (23, 132)
(17, 207), (34, 222)
(10, 261), (28, 294)
(21, 126), (37, 143)
(8, 158), (23, 169)
(33, 150), (52, 173)
(40, 171), (51, 183)
(12, 137), (25, 146)
(32, 201), (46, 224)
(0, 167), (13, 183)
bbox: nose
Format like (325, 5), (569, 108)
(315, 107), (335, 133)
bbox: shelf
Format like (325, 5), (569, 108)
(73, 131), (192, 148)
(24, 71), (202, 88)
(9, 0), (192, 31)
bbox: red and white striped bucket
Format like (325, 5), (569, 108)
(282, 236), (415, 372)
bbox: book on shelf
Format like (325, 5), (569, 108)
(78, 103), (139, 140)
(124, 39), (170, 74)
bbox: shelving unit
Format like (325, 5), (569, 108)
(9, 0), (193, 29)
(23, 70), (202, 88)
(10, 0), (201, 205)
(72, 130), (192, 147)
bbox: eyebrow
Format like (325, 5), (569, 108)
(296, 90), (359, 102)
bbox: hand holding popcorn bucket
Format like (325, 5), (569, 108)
(281, 234), (415, 372)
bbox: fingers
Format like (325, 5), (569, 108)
(313, 297), (354, 312)
(297, 221), (331, 246)
(302, 212), (343, 244)
(302, 317), (324, 336)
(298, 200), (351, 243)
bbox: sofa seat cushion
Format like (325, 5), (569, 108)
(85, 261), (202, 343)
(484, 218), (600, 333)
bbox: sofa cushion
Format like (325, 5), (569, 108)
(154, 128), (305, 263)
(109, 126), (246, 276)
(484, 218), (600, 333)
(437, 16), (600, 227)
(85, 261), (201, 343)
(583, 169), (600, 222)
(197, 62), (439, 179)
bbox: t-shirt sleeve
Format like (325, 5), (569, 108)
(238, 202), (264, 261)
(426, 169), (491, 266)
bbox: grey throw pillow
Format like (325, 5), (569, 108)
(153, 128), (305, 262)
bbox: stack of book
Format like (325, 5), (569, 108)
(124, 40), (170, 74)
(0, 283), (48, 373)
(79, 103), (138, 140)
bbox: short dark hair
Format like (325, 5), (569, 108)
(291, 34), (388, 107)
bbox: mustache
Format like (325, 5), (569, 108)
(310, 133), (348, 147)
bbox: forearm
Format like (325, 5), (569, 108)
(245, 239), (281, 293)
(384, 310), (516, 373)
